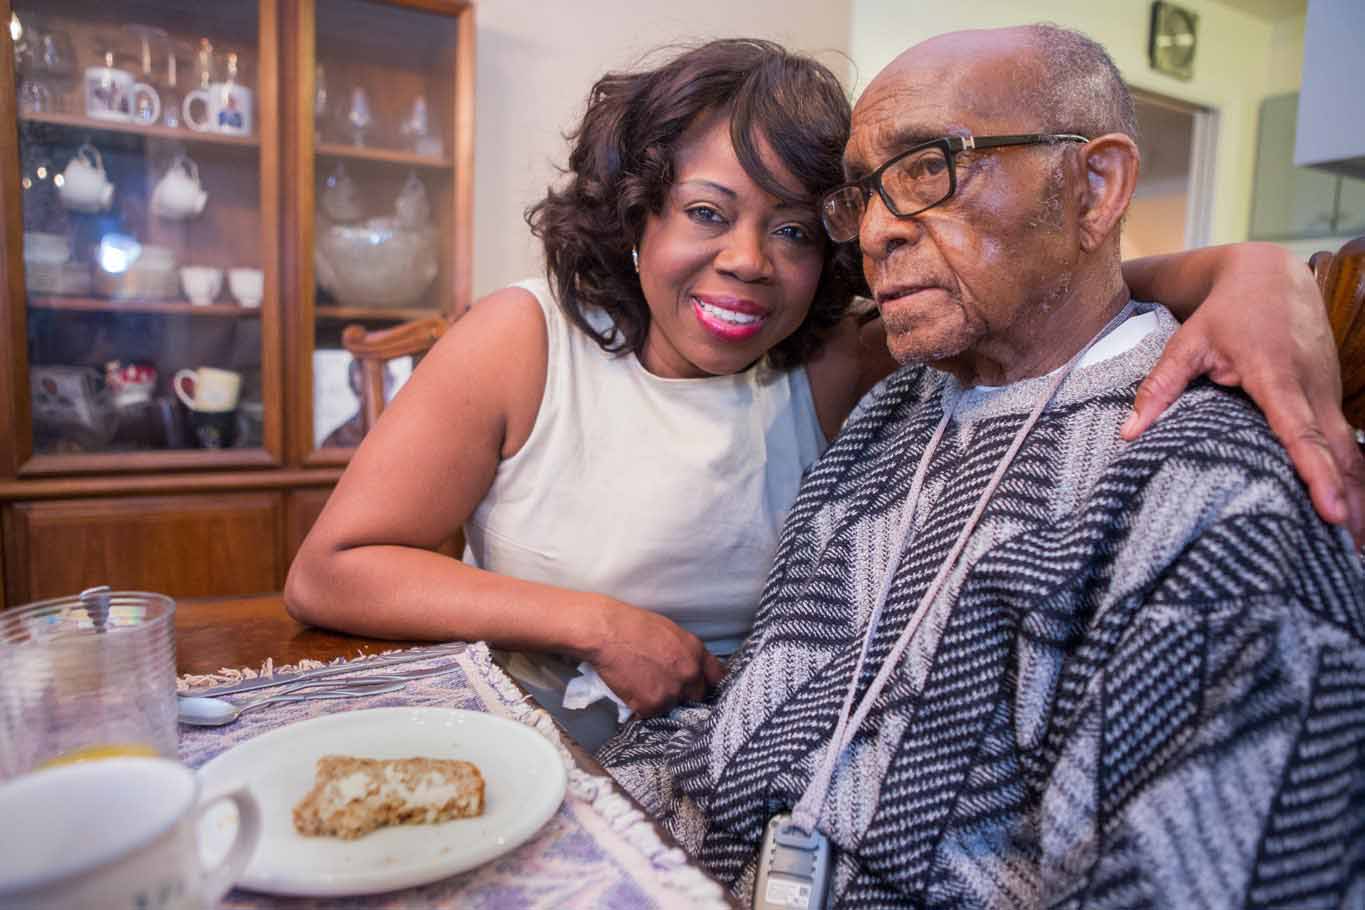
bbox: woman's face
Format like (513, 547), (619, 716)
(636, 110), (826, 379)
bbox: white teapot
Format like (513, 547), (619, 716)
(58, 144), (114, 213)
(150, 155), (208, 220)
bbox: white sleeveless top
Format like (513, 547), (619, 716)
(465, 278), (828, 653)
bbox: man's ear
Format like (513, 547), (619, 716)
(1075, 133), (1139, 252)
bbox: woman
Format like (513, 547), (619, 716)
(286, 39), (1354, 750)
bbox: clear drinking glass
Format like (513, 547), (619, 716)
(0, 588), (177, 780)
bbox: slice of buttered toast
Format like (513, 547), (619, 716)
(293, 755), (485, 839)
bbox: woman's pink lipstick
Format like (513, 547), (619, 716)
(692, 294), (768, 341)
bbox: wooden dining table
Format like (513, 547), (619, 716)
(174, 592), (629, 777)
(174, 592), (740, 909)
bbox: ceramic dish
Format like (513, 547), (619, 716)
(196, 707), (567, 897)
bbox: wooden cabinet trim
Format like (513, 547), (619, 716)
(0, 468), (343, 501)
(20, 450), (282, 478)
(0, 0), (30, 479)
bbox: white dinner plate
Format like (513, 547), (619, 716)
(196, 707), (567, 897)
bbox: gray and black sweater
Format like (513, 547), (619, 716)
(600, 306), (1365, 909)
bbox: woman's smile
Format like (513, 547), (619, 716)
(692, 293), (770, 341)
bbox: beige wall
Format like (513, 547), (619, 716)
(471, 1), (854, 298)
(1265, 13), (1306, 96)
(849, 0), (1282, 245)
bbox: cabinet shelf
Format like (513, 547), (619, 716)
(19, 112), (261, 150)
(29, 297), (262, 317)
(316, 142), (451, 169)
(2, 0), (476, 608)
(315, 304), (442, 322)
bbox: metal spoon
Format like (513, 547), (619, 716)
(178, 678), (407, 727)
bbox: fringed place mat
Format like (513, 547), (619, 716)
(176, 647), (419, 692)
(178, 642), (729, 910)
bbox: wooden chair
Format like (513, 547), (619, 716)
(1309, 235), (1365, 431)
(341, 315), (463, 557)
(341, 316), (449, 434)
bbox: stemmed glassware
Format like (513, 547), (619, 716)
(346, 85), (373, 147)
(161, 40), (194, 129)
(399, 94), (429, 152)
(123, 25), (168, 125)
(15, 15), (78, 114)
(314, 64), (329, 143)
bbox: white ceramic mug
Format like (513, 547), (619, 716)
(227, 268), (263, 308)
(179, 266), (223, 306)
(183, 82), (253, 135)
(84, 65), (160, 123)
(174, 367), (242, 413)
(0, 757), (260, 910)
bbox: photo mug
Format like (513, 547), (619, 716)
(83, 65), (160, 123)
(174, 367), (242, 414)
(183, 82), (253, 136)
(0, 757), (260, 910)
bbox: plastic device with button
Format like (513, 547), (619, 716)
(752, 812), (831, 909)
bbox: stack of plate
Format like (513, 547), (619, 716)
(94, 266), (179, 301)
(94, 246), (180, 301)
(25, 261), (93, 297)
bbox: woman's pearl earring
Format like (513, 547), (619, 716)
(631, 246), (639, 273)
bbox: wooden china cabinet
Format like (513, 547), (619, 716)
(0, 0), (474, 607)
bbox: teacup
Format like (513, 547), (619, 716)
(151, 155), (208, 221)
(180, 266), (223, 306)
(174, 367), (242, 413)
(58, 144), (114, 213)
(0, 757), (260, 910)
(228, 267), (263, 308)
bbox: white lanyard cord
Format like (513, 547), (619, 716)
(789, 304), (1133, 835)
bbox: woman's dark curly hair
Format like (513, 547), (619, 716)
(525, 38), (862, 371)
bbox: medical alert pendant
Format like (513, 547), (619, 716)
(752, 813), (832, 909)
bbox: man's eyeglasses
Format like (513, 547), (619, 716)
(819, 133), (1089, 243)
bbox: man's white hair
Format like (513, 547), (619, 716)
(1027, 23), (1138, 142)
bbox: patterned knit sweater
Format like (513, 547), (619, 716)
(600, 306), (1365, 909)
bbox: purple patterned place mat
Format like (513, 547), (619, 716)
(178, 643), (729, 910)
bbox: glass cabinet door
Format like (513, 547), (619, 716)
(1250, 94), (1340, 241)
(11, 0), (278, 467)
(299, 0), (472, 459)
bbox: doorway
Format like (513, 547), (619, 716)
(1121, 90), (1217, 259)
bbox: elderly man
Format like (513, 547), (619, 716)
(600, 25), (1365, 909)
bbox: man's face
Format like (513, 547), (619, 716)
(846, 35), (1081, 384)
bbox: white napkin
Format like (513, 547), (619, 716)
(561, 662), (633, 722)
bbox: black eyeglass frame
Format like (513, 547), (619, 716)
(820, 133), (1090, 242)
